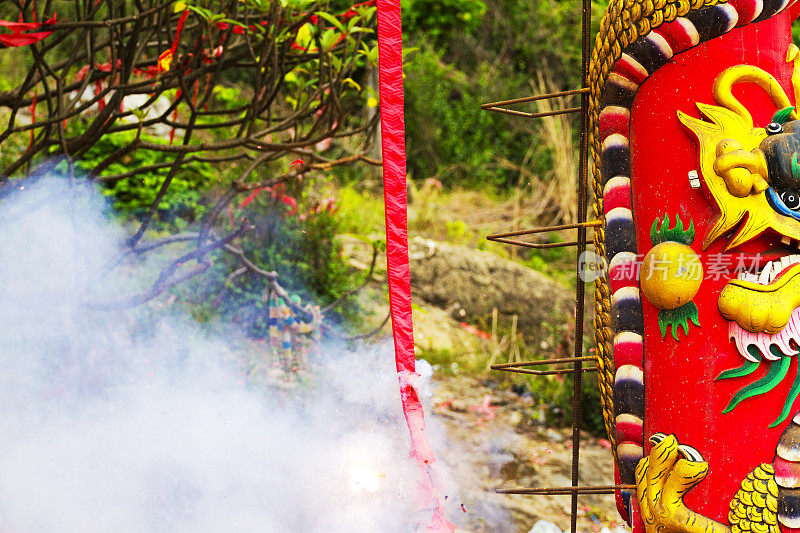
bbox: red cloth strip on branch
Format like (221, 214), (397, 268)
(375, 2), (454, 531)
(0, 14), (56, 47)
(158, 9), (189, 73)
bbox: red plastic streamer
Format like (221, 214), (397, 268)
(375, 2), (454, 531)
(0, 13), (56, 47)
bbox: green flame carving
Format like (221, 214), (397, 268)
(650, 213), (695, 246)
(773, 106), (795, 124)
(717, 346), (800, 428)
(658, 301), (700, 340)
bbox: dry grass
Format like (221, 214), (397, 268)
(532, 71), (578, 224)
(482, 70), (579, 228)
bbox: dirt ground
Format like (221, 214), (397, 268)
(430, 375), (628, 533)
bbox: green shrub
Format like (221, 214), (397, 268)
(76, 130), (215, 225)
(402, 0), (608, 192)
(336, 186), (386, 235)
(401, 0), (487, 40)
(404, 46), (524, 188)
(191, 191), (361, 337)
(545, 371), (606, 435)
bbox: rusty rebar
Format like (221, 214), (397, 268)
(495, 366), (598, 376)
(482, 106), (582, 119)
(488, 220), (602, 240)
(481, 87), (589, 111)
(491, 356), (596, 369)
(486, 238), (593, 249)
(569, 0), (592, 529)
(496, 485), (636, 496)
(485, 0), (599, 526)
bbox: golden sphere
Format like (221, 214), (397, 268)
(640, 242), (703, 309)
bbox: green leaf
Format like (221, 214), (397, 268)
(658, 309), (668, 338)
(316, 11), (345, 33)
(320, 28), (340, 50)
(402, 46), (419, 60)
(651, 213), (695, 245)
(186, 5), (213, 20)
(773, 106), (795, 124)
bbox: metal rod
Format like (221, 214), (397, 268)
(491, 356), (596, 369)
(488, 220), (602, 240)
(486, 237), (593, 249)
(498, 489), (622, 495)
(495, 366), (598, 376)
(499, 489), (616, 495)
(482, 106), (582, 119)
(480, 87), (590, 110)
(570, 0), (592, 528)
(496, 485), (636, 495)
(484, 0), (599, 524)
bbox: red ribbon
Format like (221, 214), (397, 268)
(0, 13), (56, 47)
(375, 2), (454, 531)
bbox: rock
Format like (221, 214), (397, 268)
(338, 235), (575, 346)
(408, 237), (573, 339)
(528, 520), (563, 533)
(413, 305), (484, 354)
(546, 428), (566, 443)
(449, 400), (469, 413)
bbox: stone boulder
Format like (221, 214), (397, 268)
(408, 237), (574, 347)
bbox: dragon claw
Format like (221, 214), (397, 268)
(636, 434), (729, 533)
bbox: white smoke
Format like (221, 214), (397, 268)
(0, 177), (433, 532)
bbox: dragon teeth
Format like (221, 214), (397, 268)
(754, 255), (800, 284)
(773, 256), (795, 282)
(759, 263), (774, 284)
(731, 254), (800, 285)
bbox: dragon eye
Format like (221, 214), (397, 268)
(781, 190), (800, 210)
(767, 122), (784, 135)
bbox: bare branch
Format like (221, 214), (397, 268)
(325, 313), (391, 341)
(0, 0), (382, 341)
(86, 224), (249, 310)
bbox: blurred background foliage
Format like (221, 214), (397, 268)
(401, 0), (603, 191)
